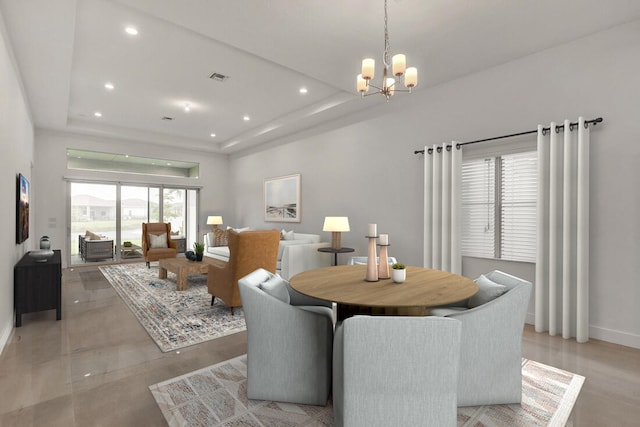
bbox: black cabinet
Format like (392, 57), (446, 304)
(14, 249), (62, 327)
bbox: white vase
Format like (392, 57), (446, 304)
(392, 268), (406, 283)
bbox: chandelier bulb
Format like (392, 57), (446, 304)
(362, 58), (375, 80)
(404, 67), (418, 88)
(392, 54), (406, 76)
(356, 74), (369, 93)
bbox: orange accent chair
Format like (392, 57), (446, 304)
(142, 222), (178, 268)
(207, 229), (280, 314)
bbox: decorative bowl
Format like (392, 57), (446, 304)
(29, 249), (54, 262)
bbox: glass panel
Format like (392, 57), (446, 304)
(120, 185), (149, 259)
(163, 188), (186, 236)
(186, 189), (198, 248)
(149, 187), (160, 222)
(70, 183), (116, 265)
(66, 149), (199, 178)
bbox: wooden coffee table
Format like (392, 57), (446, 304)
(159, 257), (217, 291)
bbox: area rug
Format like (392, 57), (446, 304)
(149, 355), (585, 427)
(99, 263), (246, 352)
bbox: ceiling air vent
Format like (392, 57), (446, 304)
(162, 116), (174, 121)
(209, 72), (229, 82)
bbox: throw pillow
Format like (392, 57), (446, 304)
(86, 231), (102, 240)
(227, 226), (251, 233)
(149, 233), (168, 249)
(212, 228), (228, 246)
(468, 274), (508, 308)
(283, 230), (295, 240)
(259, 275), (290, 304)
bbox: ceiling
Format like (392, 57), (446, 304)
(2, 0), (640, 154)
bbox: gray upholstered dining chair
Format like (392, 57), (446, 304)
(333, 315), (461, 427)
(237, 268), (334, 405)
(431, 270), (532, 406)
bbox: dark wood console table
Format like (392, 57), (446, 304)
(14, 249), (62, 327)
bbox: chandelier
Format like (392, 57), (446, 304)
(356, 0), (418, 101)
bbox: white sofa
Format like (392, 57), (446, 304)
(204, 231), (332, 279)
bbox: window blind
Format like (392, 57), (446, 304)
(461, 151), (537, 262)
(500, 152), (537, 262)
(462, 158), (495, 258)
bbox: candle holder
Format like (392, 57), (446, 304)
(378, 244), (390, 279)
(365, 235), (379, 282)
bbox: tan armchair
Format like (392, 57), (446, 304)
(207, 229), (280, 314)
(142, 222), (177, 268)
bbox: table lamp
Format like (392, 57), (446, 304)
(323, 216), (350, 250)
(206, 215), (223, 231)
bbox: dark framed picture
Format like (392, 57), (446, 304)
(16, 173), (30, 244)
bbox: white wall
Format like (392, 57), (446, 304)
(229, 20), (640, 349)
(33, 130), (230, 267)
(0, 10), (34, 352)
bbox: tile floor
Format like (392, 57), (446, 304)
(0, 265), (638, 426)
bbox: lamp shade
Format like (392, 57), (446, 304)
(206, 215), (223, 225)
(323, 216), (350, 232)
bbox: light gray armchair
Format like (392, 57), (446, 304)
(431, 270), (532, 406)
(237, 268), (334, 405)
(333, 315), (461, 427)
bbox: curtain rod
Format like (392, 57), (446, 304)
(414, 117), (603, 155)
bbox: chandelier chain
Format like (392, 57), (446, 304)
(383, 0), (390, 68)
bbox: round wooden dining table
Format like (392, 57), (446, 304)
(289, 264), (478, 317)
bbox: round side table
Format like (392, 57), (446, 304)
(317, 247), (355, 266)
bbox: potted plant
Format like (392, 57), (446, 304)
(193, 242), (205, 261)
(391, 263), (406, 283)
(123, 241), (132, 247)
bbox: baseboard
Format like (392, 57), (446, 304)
(0, 314), (14, 356)
(590, 325), (640, 350)
(525, 312), (640, 350)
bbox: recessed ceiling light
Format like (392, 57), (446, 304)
(125, 26), (138, 36)
(184, 103), (191, 112)
(94, 111), (102, 117)
(210, 133), (216, 138)
(243, 115), (250, 121)
(299, 87), (308, 94)
(104, 82), (114, 90)
(167, 163), (172, 166)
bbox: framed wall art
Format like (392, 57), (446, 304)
(264, 174), (301, 222)
(16, 173), (30, 244)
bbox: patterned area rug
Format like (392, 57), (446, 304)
(100, 263), (246, 352)
(150, 355), (584, 427)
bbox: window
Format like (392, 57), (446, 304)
(69, 182), (199, 265)
(461, 151), (537, 262)
(66, 149), (199, 178)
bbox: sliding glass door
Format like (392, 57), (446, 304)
(69, 181), (197, 266)
(70, 183), (117, 264)
(120, 185), (160, 260)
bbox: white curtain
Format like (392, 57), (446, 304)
(423, 143), (461, 273)
(535, 117), (590, 343)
